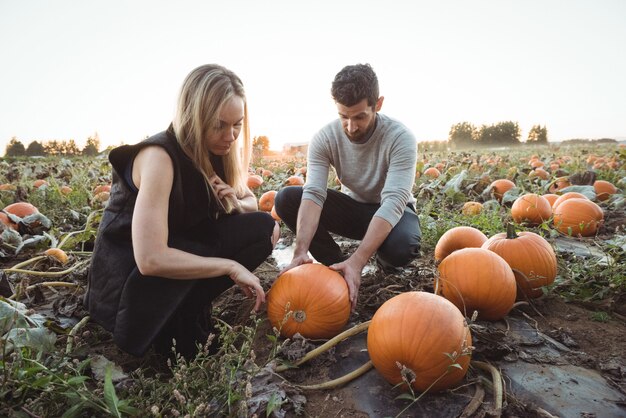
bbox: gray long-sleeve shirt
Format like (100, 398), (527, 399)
(303, 113), (417, 227)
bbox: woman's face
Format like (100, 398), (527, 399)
(207, 96), (244, 155)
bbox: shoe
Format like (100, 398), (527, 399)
(375, 256), (404, 276)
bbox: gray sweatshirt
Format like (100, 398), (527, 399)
(303, 113), (417, 227)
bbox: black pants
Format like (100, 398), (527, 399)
(274, 186), (421, 267)
(152, 211), (276, 359)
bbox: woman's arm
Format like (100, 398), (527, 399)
(131, 146), (265, 309)
(210, 174), (258, 213)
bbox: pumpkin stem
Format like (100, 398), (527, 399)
(293, 310), (307, 323)
(275, 320), (371, 373)
(506, 222), (518, 239)
(297, 360), (373, 390)
(471, 360), (503, 416)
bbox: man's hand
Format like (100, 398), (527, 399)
(329, 257), (365, 311)
(278, 253), (313, 276)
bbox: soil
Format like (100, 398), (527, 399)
(2, 226), (625, 417)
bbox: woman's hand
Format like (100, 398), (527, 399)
(228, 264), (266, 312)
(210, 174), (241, 212)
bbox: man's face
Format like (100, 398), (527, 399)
(336, 97), (383, 142)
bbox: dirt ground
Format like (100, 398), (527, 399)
(3, 226), (625, 417)
(217, 228), (626, 418)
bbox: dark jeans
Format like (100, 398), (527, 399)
(274, 186), (421, 267)
(153, 211), (276, 359)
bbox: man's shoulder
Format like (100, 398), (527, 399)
(377, 114), (416, 144)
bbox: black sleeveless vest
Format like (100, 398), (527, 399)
(85, 127), (225, 356)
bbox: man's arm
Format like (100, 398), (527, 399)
(279, 199), (322, 273)
(330, 216), (392, 310)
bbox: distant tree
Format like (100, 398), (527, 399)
(252, 135), (270, 159)
(26, 140), (46, 156)
(44, 140), (60, 155)
(527, 124), (548, 144)
(5, 137), (26, 157)
(476, 121), (521, 146)
(62, 139), (81, 156)
(448, 122), (476, 148)
(83, 133), (101, 156)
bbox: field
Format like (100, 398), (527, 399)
(1, 143), (625, 417)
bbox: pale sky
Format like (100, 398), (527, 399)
(1, 0), (625, 155)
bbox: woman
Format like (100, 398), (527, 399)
(85, 64), (280, 359)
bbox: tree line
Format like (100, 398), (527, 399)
(4, 134), (101, 157)
(448, 121), (548, 149)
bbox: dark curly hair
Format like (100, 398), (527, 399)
(331, 63), (379, 107)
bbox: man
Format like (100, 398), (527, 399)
(274, 63), (421, 311)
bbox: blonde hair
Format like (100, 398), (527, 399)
(172, 64), (251, 213)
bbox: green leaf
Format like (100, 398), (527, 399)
(104, 365), (121, 418)
(61, 401), (87, 418)
(66, 376), (89, 386)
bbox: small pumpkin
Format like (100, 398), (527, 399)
(267, 264), (350, 339)
(4, 202), (39, 218)
(528, 168), (549, 181)
(489, 179), (515, 201)
(367, 291), (472, 393)
(461, 201), (483, 216)
(593, 180), (617, 201)
(553, 198), (603, 237)
(285, 175), (305, 186)
(45, 248), (69, 265)
(482, 224), (557, 300)
(437, 248), (516, 320)
(247, 174), (264, 189)
(434, 226), (488, 263)
(258, 190), (277, 212)
(542, 193), (559, 207)
(510, 193), (552, 226)
(93, 184), (111, 195)
(423, 167), (441, 179)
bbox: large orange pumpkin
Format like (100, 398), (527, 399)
(553, 198), (603, 237)
(367, 292), (472, 392)
(510, 193), (552, 226)
(482, 224), (557, 299)
(551, 192), (589, 211)
(542, 193), (559, 207)
(489, 179), (515, 201)
(267, 264), (350, 339)
(437, 248), (516, 320)
(593, 180), (617, 201)
(434, 226), (488, 262)
(258, 190), (277, 212)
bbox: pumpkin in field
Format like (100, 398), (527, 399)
(489, 179), (515, 201)
(0, 183), (17, 191)
(551, 192), (589, 211)
(33, 179), (49, 189)
(553, 198), (603, 237)
(4, 202), (39, 219)
(367, 292), (472, 393)
(461, 201), (483, 216)
(267, 264), (350, 339)
(270, 205), (281, 221)
(258, 190), (277, 212)
(549, 177), (571, 193)
(60, 185), (73, 196)
(93, 184), (111, 195)
(45, 248), (69, 265)
(423, 167), (441, 179)
(542, 193), (559, 207)
(593, 180), (617, 201)
(285, 175), (305, 186)
(510, 193), (552, 226)
(482, 224), (557, 299)
(528, 168), (549, 181)
(247, 174), (264, 189)
(434, 226), (488, 263)
(437, 248), (516, 320)
(0, 212), (14, 229)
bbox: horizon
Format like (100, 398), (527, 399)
(1, 0), (625, 155)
